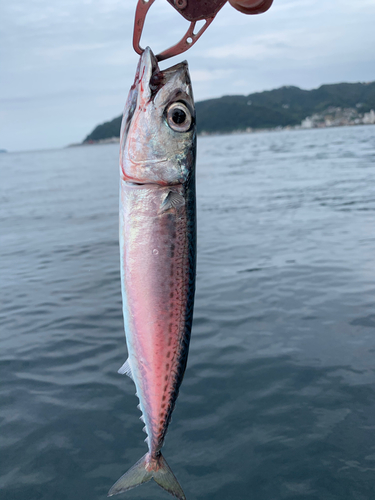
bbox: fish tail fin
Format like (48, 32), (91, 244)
(152, 453), (186, 500)
(108, 454), (152, 496)
(108, 452), (186, 500)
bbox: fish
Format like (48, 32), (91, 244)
(108, 47), (196, 500)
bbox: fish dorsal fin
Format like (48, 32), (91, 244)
(160, 191), (185, 212)
(118, 358), (134, 380)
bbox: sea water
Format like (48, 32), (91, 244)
(1, 125), (375, 500)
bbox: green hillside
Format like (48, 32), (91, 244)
(83, 81), (375, 142)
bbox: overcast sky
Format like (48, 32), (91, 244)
(1, 0), (375, 152)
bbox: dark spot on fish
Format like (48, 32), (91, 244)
(170, 311), (173, 318)
(164, 384), (168, 391)
(166, 351), (170, 358)
(166, 364), (170, 370)
(165, 375), (168, 381)
(168, 338), (172, 346)
(171, 244), (175, 251)
(172, 233), (176, 239)
(162, 395), (166, 401)
(171, 252), (174, 258)
(161, 403), (166, 409)
(168, 324), (173, 332)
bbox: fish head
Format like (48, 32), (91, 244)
(120, 47), (195, 186)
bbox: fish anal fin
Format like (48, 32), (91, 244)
(118, 358), (134, 380)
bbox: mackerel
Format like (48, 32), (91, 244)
(108, 47), (196, 500)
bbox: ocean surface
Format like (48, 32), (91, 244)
(1, 125), (375, 500)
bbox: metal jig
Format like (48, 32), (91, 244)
(133, 0), (227, 61)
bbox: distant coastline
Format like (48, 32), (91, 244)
(80, 81), (375, 146)
(67, 137), (120, 148)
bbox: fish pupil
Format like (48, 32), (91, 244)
(172, 109), (186, 124)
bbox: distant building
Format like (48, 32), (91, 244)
(301, 117), (314, 129)
(299, 105), (375, 130)
(363, 110), (375, 124)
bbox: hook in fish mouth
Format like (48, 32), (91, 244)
(138, 47), (190, 102)
(122, 47), (190, 142)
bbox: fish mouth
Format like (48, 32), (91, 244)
(122, 47), (189, 145)
(139, 47), (160, 98)
(139, 47), (190, 102)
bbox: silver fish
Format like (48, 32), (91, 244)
(108, 47), (196, 500)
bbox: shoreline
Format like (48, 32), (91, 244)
(69, 120), (375, 148)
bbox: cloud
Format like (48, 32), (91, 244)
(190, 69), (234, 83)
(1, 0), (375, 151)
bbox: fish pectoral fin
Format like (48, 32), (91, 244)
(108, 452), (186, 500)
(160, 191), (185, 212)
(118, 358), (134, 380)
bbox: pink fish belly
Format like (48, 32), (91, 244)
(120, 182), (190, 455)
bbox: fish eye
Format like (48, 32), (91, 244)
(166, 102), (192, 132)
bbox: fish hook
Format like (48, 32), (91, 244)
(133, 0), (227, 61)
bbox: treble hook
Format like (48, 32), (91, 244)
(133, 0), (227, 61)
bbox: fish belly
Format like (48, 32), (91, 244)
(120, 181), (195, 455)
